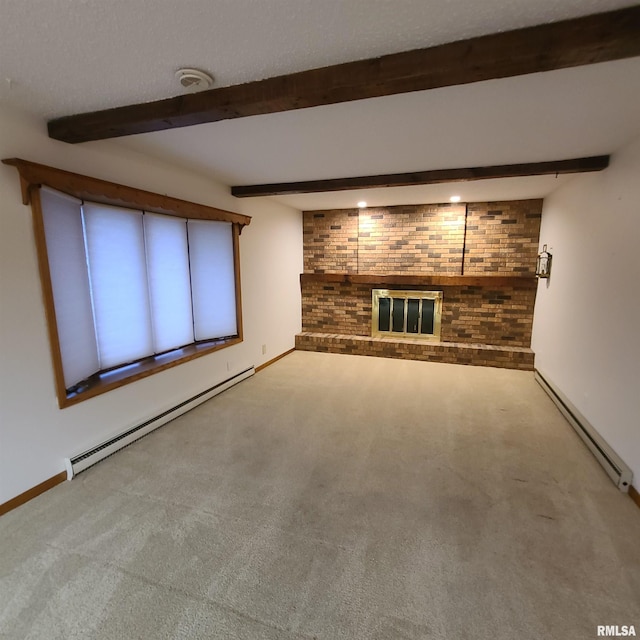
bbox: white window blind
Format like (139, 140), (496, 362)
(39, 188), (99, 388)
(83, 203), (154, 369)
(188, 220), (237, 341)
(144, 213), (195, 353)
(38, 191), (240, 394)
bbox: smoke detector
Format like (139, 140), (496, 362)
(175, 68), (214, 92)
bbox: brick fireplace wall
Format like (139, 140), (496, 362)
(303, 200), (541, 275)
(298, 199), (542, 369)
(301, 281), (535, 347)
(463, 201), (542, 275)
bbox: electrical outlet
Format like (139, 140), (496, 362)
(262, 344), (267, 355)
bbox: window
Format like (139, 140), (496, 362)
(3, 158), (251, 407)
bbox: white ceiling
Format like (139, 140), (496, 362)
(1, 0), (639, 210)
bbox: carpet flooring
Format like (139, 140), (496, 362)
(1, 351), (639, 639)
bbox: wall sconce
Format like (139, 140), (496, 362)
(536, 244), (552, 278)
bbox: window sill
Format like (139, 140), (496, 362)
(61, 336), (241, 408)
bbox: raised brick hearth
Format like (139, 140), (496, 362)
(298, 199), (542, 370)
(296, 332), (535, 370)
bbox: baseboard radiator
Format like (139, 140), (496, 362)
(535, 369), (633, 492)
(65, 366), (254, 480)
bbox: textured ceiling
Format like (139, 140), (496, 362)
(120, 58), (640, 183)
(0, 0), (634, 119)
(1, 0), (639, 209)
(118, 57), (640, 208)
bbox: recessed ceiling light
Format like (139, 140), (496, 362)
(450, 195), (461, 203)
(357, 201), (367, 208)
(175, 68), (214, 92)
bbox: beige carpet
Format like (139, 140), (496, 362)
(1, 351), (639, 639)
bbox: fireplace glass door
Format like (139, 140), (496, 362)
(372, 290), (442, 340)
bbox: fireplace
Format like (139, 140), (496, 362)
(297, 200), (541, 370)
(372, 289), (442, 341)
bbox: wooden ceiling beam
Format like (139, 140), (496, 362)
(230, 156), (610, 197)
(48, 7), (640, 143)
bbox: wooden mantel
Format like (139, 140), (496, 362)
(300, 273), (538, 288)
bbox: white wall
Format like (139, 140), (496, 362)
(0, 105), (302, 505)
(532, 134), (640, 483)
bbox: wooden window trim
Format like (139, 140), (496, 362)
(63, 337), (243, 407)
(2, 158), (251, 229)
(3, 158), (250, 409)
